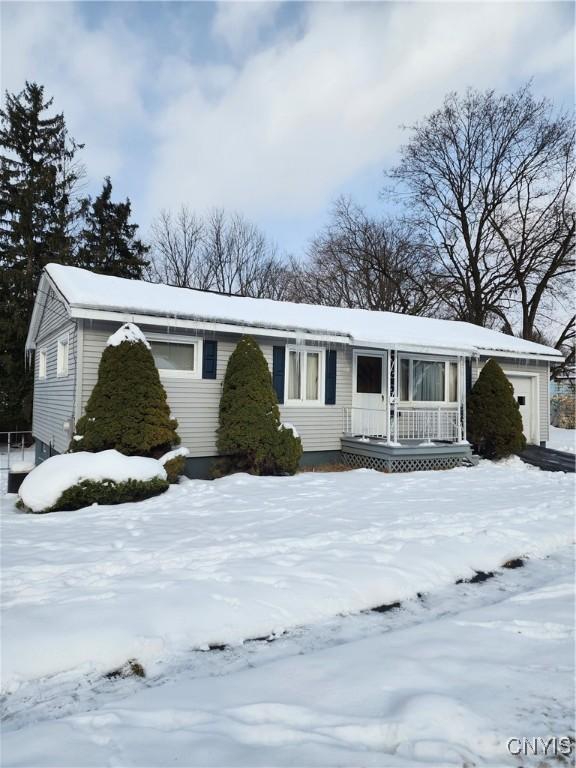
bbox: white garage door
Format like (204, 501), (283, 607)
(507, 375), (538, 445)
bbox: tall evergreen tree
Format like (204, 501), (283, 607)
(216, 335), (302, 476)
(76, 177), (149, 278)
(0, 82), (83, 431)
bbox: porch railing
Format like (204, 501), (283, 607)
(0, 431), (34, 470)
(343, 407), (387, 438)
(343, 407), (461, 442)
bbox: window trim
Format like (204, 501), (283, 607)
(38, 348), (48, 380)
(56, 334), (70, 378)
(148, 334), (202, 379)
(284, 345), (325, 406)
(398, 355), (459, 405)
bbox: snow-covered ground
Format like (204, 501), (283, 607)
(2, 548), (574, 767)
(549, 425), (576, 453)
(2, 459), (575, 766)
(2, 458), (574, 692)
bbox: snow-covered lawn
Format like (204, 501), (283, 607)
(3, 550), (574, 767)
(2, 459), (573, 692)
(549, 425), (576, 453)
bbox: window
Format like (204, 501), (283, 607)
(399, 358), (410, 401)
(57, 336), (69, 377)
(149, 339), (199, 377)
(38, 349), (47, 380)
(288, 350), (301, 399)
(398, 357), (459, 403)
(286, 347), (323, 403)
(448, 362), (458, 402)
(413, 360), (444, 401)
(356, 355), (382, 394)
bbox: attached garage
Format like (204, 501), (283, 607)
(505, 373), (540, 445)
(472, 357), (550, 447)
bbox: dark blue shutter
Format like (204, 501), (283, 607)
(202, 340), (217, 379)
(325, 349), (337, 405)
(272, 346), (285, 404)
(465, 359), (472, 394)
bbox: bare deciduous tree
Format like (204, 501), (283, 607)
(389, 85), (575, 347)
(147, 207), (291, 299)
(288, 196), (441, 315)
(146, 206), (205, 288)
(202, 209), (289, 299)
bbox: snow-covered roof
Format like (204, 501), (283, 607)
(41, 264), (561, 359)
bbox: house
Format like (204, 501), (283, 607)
(25, 264), (563, 476)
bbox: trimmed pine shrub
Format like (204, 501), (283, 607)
(273, 424), (303, 475)
(70, 325), (179, 456)
(215, 335), (302, 476)
(23, 476), (169, 513)
(467, 358), (526, 459)
(163, 455), (186, 484)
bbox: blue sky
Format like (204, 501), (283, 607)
(2, 1), (574, 258)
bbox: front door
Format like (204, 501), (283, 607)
(352, 352), (387, 436)
(507, 374), (538, 444)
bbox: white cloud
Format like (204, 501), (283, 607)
(146, 2), (573, 222)
(2, 2), (146, 184)
(212, 1), (282, 55)
(2, 1), (573, 235)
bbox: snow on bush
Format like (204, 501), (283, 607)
(159, 447), (190, 465)
(160, 447), (189, 483)
(280, 422), (299, 438)
(18, 451), (167, 512)
(106, 322), (150, 349)
(2, 459), (574, 688)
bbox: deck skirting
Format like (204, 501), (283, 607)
(341, 437), (475, 473)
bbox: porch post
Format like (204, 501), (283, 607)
(456, 356), (463, 441)
(461, 356), (467, 442)
(386, 349), (391, 442)
(393, 347), (398, 444)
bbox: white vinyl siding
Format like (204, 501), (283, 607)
(31, 290), (77, 455)
(80, 323), (352, 457)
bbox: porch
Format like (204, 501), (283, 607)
(340, 349), (474, 472)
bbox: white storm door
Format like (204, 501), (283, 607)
(352, 352), (387, 436)
(507, 374), (538, 445)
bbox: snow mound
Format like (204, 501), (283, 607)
(18, 451), (166, 512)
(9, 461), (35, 473)
(106, 322), (151, 349)
(548, 426), (576, 454)
(159, 447), (190, 465)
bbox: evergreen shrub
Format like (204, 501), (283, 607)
(215, 335), (302, 476)
(163, 455), (186, 484)
(70, 325), (179, 456)
(467, 358), (526, 459)
(24, 476), (169, 514)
